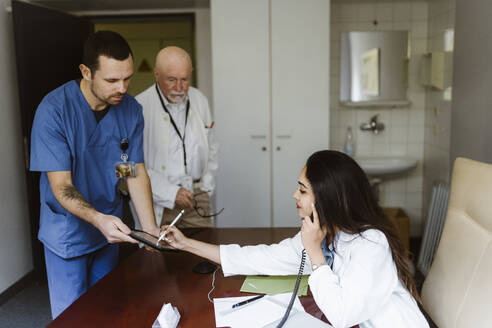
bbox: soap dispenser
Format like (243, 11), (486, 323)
(344, 126), (355, 157)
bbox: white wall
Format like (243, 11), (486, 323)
(193, 8), (213, 109)
(0, 4), (33, 294)
(330, 2), (428, 236)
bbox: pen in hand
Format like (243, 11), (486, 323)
(156, 209), (185, 245)
(231, 294), (265, 309)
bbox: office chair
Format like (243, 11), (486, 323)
(421, 157), (492, 327)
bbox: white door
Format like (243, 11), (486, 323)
(212, 0), (271, 227)
(271, 0), (330, 227)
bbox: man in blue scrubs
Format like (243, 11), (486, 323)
(30, 31), (160, 319)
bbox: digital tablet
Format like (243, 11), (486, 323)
(129, 230), (177, 252)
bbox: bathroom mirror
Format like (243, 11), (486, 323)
(340, 31), (410, 107)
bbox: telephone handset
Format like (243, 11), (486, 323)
(276, 249), (306, 328)
(275, 207), (315, 327)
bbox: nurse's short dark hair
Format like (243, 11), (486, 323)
(82, 30), (133, 74)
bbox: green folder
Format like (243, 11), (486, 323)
(240, 275), (309, 296)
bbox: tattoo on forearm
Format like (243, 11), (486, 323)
(62, 185), (94, 210)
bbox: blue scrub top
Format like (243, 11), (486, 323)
(30, 80), (144, 259)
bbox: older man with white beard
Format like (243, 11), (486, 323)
(132, 46), (219, 228)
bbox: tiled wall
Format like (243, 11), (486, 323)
(423, 0), (455, 221)
(330, 1), (428, 236)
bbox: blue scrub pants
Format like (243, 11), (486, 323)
(44, 244), (119, 319)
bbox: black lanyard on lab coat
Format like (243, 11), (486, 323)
(155, 83), (190, 173)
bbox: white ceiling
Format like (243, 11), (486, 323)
(24, 0), (210, 12)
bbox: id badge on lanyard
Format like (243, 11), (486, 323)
(115, 138), (136, 179)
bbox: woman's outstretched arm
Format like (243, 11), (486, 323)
(164, 226), (221, 264)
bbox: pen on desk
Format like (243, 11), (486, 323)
(156, 209), (185, 245)
(231, 294), (265, 309)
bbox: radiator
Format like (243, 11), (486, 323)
(417, 181), (450, 276)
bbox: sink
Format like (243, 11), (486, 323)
(354, 156), (418, 177)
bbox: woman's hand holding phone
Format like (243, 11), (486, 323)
(301, 203), (328, 266)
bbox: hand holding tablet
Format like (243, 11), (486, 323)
(130, 230), (176, 251)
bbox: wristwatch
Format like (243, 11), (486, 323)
(312, 263), (327, 271)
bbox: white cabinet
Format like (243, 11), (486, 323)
(212, 0), (330, 227)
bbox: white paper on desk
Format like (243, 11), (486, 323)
(213, 293), (305, 328)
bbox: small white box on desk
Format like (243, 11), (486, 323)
(152, 303), (180, 328)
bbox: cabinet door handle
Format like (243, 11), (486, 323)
(251, 135), (267, 139)
(262, 146), (267, 151)
(276, 135), (291, 139)
(276, 146), (281, 151)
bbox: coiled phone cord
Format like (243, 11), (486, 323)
(208, 265), (220, 303)
(276, 249), (306, 328)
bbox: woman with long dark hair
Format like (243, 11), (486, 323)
(163, 150), (428, 327)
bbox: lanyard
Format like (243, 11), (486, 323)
(113, 105), (130, 162)
(155, 83), (190, 173)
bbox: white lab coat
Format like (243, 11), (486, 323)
(135, 84), (218, 224)
(220, 229), (429, 328)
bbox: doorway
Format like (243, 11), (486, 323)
(94, 14), (197, 96)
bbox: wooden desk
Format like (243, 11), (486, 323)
(48, 228), (330, 327)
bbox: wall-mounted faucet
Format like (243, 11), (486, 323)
(360, 114), (385, 134)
